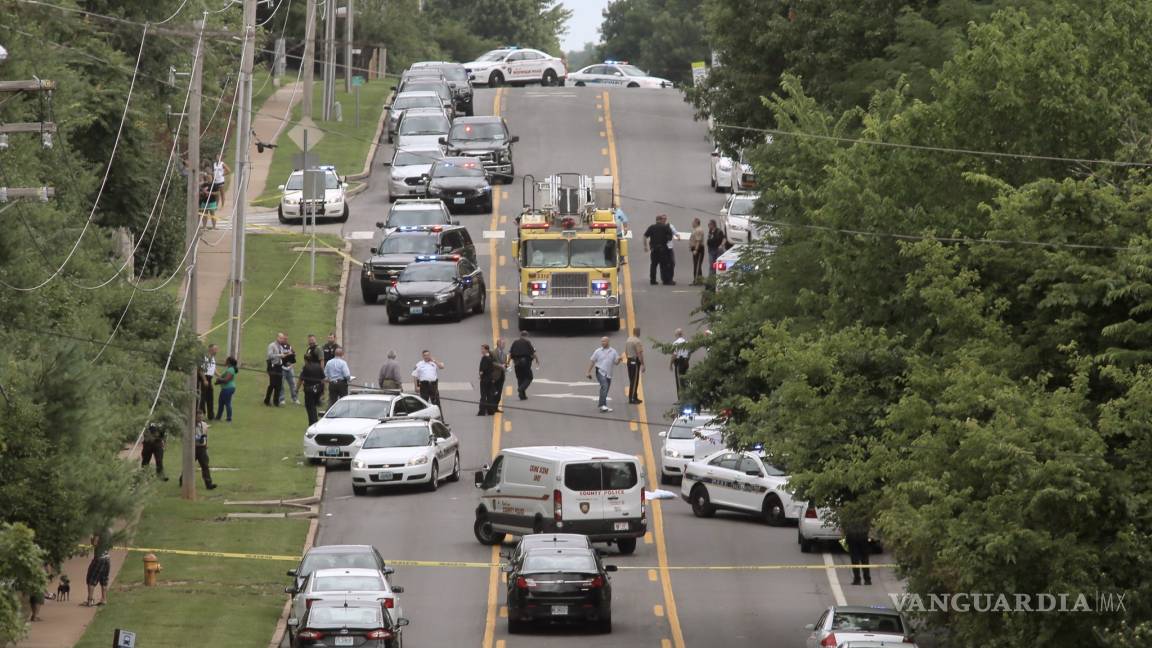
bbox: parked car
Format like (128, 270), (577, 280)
(386, 91), (446, 143)
(286, 544), (390, 594)
(710, 146), (734, 192)
(277, 166), (348, 224)
(680, 448), (802, 526)
(385, 147), (443, 201)
(286, 568), (404, 644)
(410, 61), (475, 115)
(423, 157), (493, 213)
(302, 392), (441, 464)
(505, 545), (617, 634)
(394, 107), (451, 152)
(350, 418), (461, 494)
(804, 606), (918, 647)
(464, 47), (567, 87)
(288, 599), (408, 648)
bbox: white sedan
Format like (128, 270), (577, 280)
(386, 147), (443, 201)
(680, 449), (803, 526)
(287, 568), (404, 640)
(303, 392), (441, 464)
(350, 419), (460, 495)
(710, 147), (733, 192)
(797, 503), (842, 553)
(658, 410), (718, 483)
(277, 165), (348, 224)
(568, 62), (674, 88)
(464, 47), (567, 87)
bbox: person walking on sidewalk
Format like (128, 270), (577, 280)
(378, 350), (403, 390)
(509, 331), (539, 400)
(280, 337), (300, 405)
(478, 344), (498, 416)
(706, 219), (726, 275)
(689, 218), (705, 284)
(264, 333), (288, 406)
(201, 344), (218, 418)
(215, 357), (238, 422)
(624, 327), (645, 404)
(412, 350), (445, 407)
(325, 347), (352, 404)
(644, 214), (676, 285)
(587, 336), (623, 413)
(300, 350), (326, 425)
(83, 534), (111, 607)
(671, 328), (691, 401)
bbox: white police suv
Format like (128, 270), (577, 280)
(277, 165), (348, 224)
(464, 47), (567, 87)
(569, 61), (674, 88)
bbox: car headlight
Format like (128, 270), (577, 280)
(286, 198), (299, 205)
(407, 455), (429, 466)
(352, 459), (365, 469)
(435, 292), (453, 302)
(664, 448), (681, 458)
(478, 185), (491, 193)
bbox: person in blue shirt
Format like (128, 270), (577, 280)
(324, 347), (352, 403)
(613, 206), (629, 239)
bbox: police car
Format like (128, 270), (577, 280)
(679, 447), (802, 526)
(350, 418), (460, 494)
(302, 392), (442, 464)
(710, 146), (734, 192)
(385, 254), (486, 324)
(568, 61), (674, 88)
(361, 224), (477, 304)
(657, 408), (719, 483)
(722, 192), (760, 244)
(379, 198), (455, 234)
(464, 47), (567, 87)
(277, 165), (349, 224)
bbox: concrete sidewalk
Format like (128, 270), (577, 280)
(12, 82), (303, 648)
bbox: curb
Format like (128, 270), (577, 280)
(348, 90), (392, 181)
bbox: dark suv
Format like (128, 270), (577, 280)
(361, 225), (476, 304)
(410, 61), (475, 116)
(439, 116), (519, 183)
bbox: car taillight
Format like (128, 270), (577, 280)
(641, 489), (647, 521)
(903, 637), (915, 643)
(305, 598), (320, 610)
(391, 278), (398, 287)
(553, 489), (563, 525)
(382, 597), (394, 609)
(366, 629), (394, 639)
(589, 576), (604, 588)
(515, 576), (532, 589)
(712, 261), (728, 271)
(297, 629), (323, 640)
(820, 633), (837, 647)
(805, 506), (818, 519)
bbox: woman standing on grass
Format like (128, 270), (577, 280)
(215, 356), (239, 422)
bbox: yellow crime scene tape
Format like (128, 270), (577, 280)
(96, 545), (893, 570)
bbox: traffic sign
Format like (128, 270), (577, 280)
(352, 75), (365, 87)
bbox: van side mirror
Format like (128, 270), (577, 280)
(438, 137), (447, 145)
(278, 184), (286, 191)
(468, 73), (476, 81)
(376, 222), (385, 229)
(658, 431), (667, 437)
(284, 585), (298, 595)
(501, 564), (514, 573)
(510, 135), (520, 144)
(382, 567), (395, 575)
(286, 569), (298, 577)
(392, 586), (404, 594)
(804, 624), (815, 631)
(370, 247), (377, 254)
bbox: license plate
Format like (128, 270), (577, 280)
(453, 197), (465, 204)
(614, 522), (629, 531)
(409, 306), (423, 315)
(551, 605), (568, 616)
(379, 471), (395, 480)
(323, 447), (342, 457)
(334, 637), (354, 646)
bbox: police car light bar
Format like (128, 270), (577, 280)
(603, 60), (629, 65)
(681, 406), (696, 416)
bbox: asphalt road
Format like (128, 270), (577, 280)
(312, 85), (903, 648)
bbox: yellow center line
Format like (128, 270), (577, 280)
(482, 87), (507, 648)
(604, 91), (686, 648)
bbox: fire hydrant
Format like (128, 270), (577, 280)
(143, 553), (162, 586)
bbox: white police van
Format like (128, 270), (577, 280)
(472, 446), (647, 554)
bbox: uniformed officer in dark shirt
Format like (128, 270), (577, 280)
(322, 332), (340, 367)
(643, 214), (676, 285)
(509, 331), (538, 400)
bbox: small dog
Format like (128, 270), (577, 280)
(56, 575), (70, 602)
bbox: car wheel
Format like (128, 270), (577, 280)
(490, 71), (504, 87)
(426, 461), (439, 492)
(473, 514), (507, 545)
(277, 207), (287, 224)
(451, 296), (465, 322)
(353, 485), (367, 496)
(472, 287), (486, 314)
(387, 307), (400, 324)
(659, 471), (672, 486)
(541, 69), (558, 86)
(799, 530), (814, 553)
(690, 485), (716, 518)
(339, 205), (349, 223)
(627, 82), (640, 88)
(615, 537), (637, 555)
(447, 452), (461, 482)
(362, 289), (376, 305)
(507, 616), (524, 634)
(575, 81), (585, 87)
(307, 457), (323, 466)
(762, 494), (787, 526)
(598, 612), (612, 634)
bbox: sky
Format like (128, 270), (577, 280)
(561, 0), (612, 52)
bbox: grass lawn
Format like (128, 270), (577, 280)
(253, 78), (391, 207)
(251, 65), (277, 116)
(75, 233), (344, 648)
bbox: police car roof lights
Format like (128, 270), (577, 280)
(681, 406), (696, 416)
(602, 60), (629, 66)
(396, 225), (444, 232)
(414, 254), (460, 262)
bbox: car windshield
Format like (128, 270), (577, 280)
(393, 150), (440, 167)
(307, 606), (381, 627)
(285, 173), (339, 191)
(400, 114), (449, 135)
(324, 399), (394, 419)
(299, 551), (379, 575)
(388, 209), (447, 227)
(432, 161), (485, 178)
(762, 462), (787, 477)
(477, 50), (509, 62)
(363, 426), (430, 449)
(830, 612), (906, 634)
(399, 264), (456, 283)
(313, 574), (385, 592)
(728, 198), (756, 217)
(435, 66), (467, 82)
(563, 461), (638, 491)
(404, 82), (449, 100)
(376, 236), (437, 254)
(522, 240), (568, 268)
(618, 64), (648, 77)
(569, 239), (617, 268)
(449, 122), (505, 141)
(394, 95), (442, 110)
(521, 552), (598, 574)
(668, 415), (717, 439)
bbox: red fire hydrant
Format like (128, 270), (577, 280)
(143, 553), (162, 586)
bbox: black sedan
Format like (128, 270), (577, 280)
(385, 256), (486, 323)
(290, 599), (408, 648)
(505, 546), (617, 634)
(423, 157), (492, 213)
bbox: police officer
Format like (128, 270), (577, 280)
(412, 350), (445, 407)
(509, 331), (539, 400)
(625, 327), (645, 404)
(140, 420), (169, 481)
(180, 412), (217, 490)
(300, 349), (326, 426)
(643, 214), (676, 285)
(670, 328), (690, 400)
(201, 344), (218, 418)
(478, 344), (497, 416)
(845, 523), (872, 586)
(322, 332), (340, 367)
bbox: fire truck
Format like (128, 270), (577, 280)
(511, 173), (627, 331)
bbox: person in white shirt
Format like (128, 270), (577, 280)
(671, 328), (690, 400)
(201, 344), (218, 418)
(412, 350), (445, 406)
(211, 156), (230, 206)
(324, 347), (352, 403)
(586, 337), (623, 413)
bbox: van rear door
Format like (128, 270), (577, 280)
(562, 460), (642, 525)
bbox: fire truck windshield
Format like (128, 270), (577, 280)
(522, 240), (568, 268)
(570, 239), (617, 267)
(522, 239), (617, 268)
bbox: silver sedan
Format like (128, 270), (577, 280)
(386, 148), (442, 201)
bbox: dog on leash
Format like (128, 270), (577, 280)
(56, 575), (70, 601)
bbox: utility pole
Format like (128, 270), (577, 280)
(227, 0), (257, 360)
(344, 0), (354, 93)
(323, 0), (337, 120)
(301, 0), (316, 119)
(182, 19), (204, 501)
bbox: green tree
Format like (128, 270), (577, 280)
(0, 523), (49, 644)
(426, 0), (572, 55)
(598, 0), (710, 86)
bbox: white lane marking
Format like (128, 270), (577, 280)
(346, 231), (375, 240)
(436, 382), (474, 391)
(823, 552), (847, 606)
(533, 378), (598, 388)
(534, 393), (612, 401)
(483, 230), (506, 239)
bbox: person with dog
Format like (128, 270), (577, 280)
(83, 535), (111, 607)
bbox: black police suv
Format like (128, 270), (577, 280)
(422, 157), (493, 214)
(360, 225), (477, 304)
(385, 255), (486, 323)
(291, 599), (408, 648)
(439, 116), (519, 184)
(410, 61), (475, 116)
(505, 545), (617, 634)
